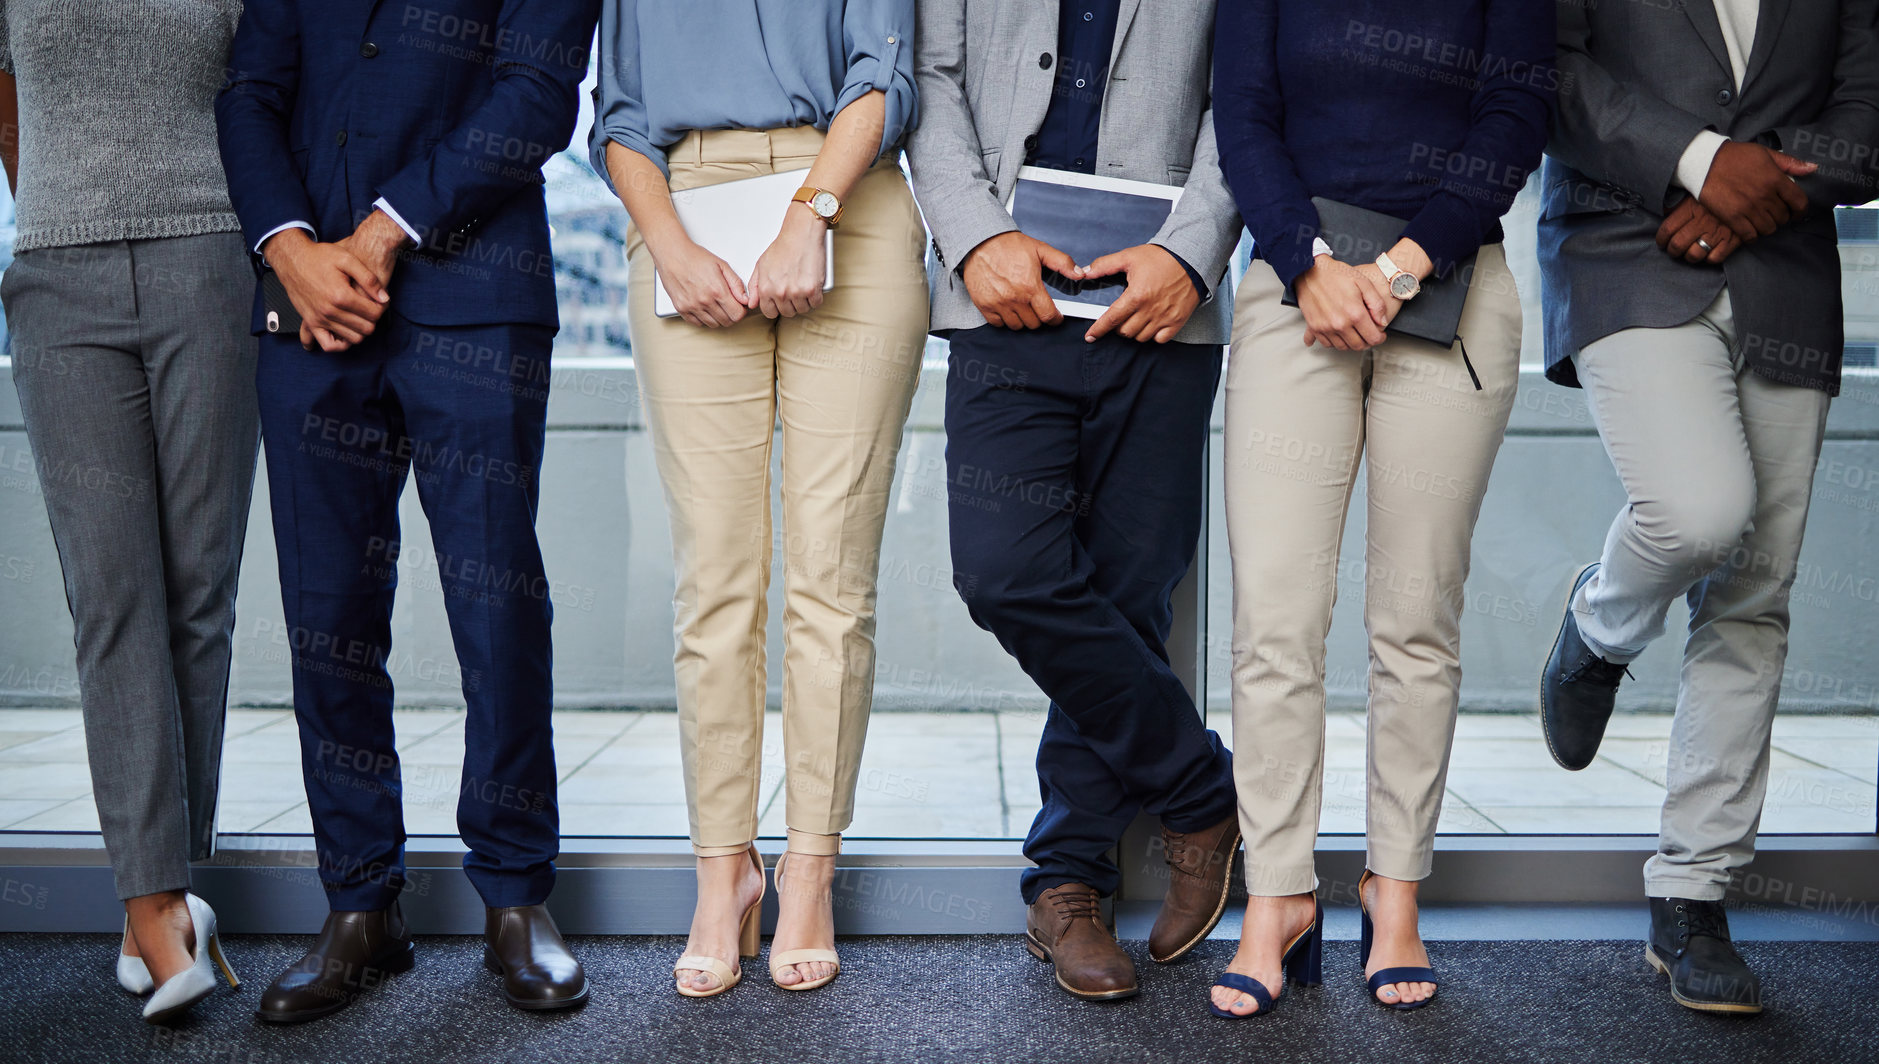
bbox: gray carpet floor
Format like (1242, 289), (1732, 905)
(2, 934), (1874, 1064)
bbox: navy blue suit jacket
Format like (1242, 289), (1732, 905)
(216, 0), (600, 333)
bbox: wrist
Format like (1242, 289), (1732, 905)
(961, 231), (1016, 273)
(783, 203), (829, 238)
(641, 221), (697, 266)
(263, 226), (313, 264)
(363, 211), (412, 255)
(1384, 239), (1434, 281)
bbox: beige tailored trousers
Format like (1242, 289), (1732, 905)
(626, 127), (930, 856)
(1224, 246), (1523, 894)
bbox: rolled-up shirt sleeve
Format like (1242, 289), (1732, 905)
(836, 0), (918, 158)
(589, 0), (666, 185)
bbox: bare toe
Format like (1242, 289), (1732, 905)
(677, 968), (718, 992)
(1209, 986), (1260, 1015)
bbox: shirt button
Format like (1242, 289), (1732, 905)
(1083, 10), (1094, 19)
(887, 35), (896, 44)
(360, 41), (379, 58)
(335, 130), (348, 147)
(1040, 53), (1053, 69)
(1075, 78), (1086, 88)
(1073, 157), (1086, 168)
(1716, 88), (1734, 106)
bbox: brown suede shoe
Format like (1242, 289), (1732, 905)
(1025, 883), (1138, 1001)
(1148, 814), (1241, 962)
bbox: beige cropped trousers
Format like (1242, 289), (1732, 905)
(1224, 247), (1523, 895)
(625, 127), (930, 857)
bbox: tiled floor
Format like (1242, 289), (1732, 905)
(0, 708), (1872, 838)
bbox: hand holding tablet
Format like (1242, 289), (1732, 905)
(1004, 167), (1186, 321)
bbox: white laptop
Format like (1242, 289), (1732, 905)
(654, 167), (835, 318)
(1005, 167), (1185, 320)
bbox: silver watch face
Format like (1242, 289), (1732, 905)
(1390, 272), (1420, 300)
(810, 191), (840, 218)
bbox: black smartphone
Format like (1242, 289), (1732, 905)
(261, 270), (303, 335)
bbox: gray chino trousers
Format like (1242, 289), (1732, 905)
(6, 232), (259, 900)
(1571, 288), (1831, 901)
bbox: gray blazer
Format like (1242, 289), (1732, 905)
(905, 0), (1242, 344)
(1538, 0), (1879, 395)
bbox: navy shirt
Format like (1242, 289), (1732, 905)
(1214, 0), (1555, 285)
(1028, 0), (1208, 297)
(1031, 0), (1120, 174)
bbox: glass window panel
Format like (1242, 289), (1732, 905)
(0, 70), (1872, 846)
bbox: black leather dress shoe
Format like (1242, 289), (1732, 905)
(1540, 562), (1630, 770)
(257, 901), (416, 1023)
(484, 904), (588, 1010)
(1646, 897), (1762, 1014)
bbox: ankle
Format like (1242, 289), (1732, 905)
(695, 850), (761, 880)
(125, 889), (188, 918)
(1363, 875), (1421, 916)
(1247, 891), (1316, 918)
(778, 852), (834, 896)
(126, 893), (191, 943)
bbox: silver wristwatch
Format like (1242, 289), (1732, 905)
(1376, 251), (1421, 301)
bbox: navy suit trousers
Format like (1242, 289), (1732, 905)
(256, 311), (558, 910)
(943, 322), (1236, 903)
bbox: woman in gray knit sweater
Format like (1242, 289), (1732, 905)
(0, 0), (255, 1023)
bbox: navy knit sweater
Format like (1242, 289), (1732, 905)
(1214, 0), (1557, 283)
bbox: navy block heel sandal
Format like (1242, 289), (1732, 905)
(1209, 899), (1323, 1018)
(1358, 870), (1438, 1011)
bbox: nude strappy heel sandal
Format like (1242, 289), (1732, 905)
(769, 848), (841, 991)
(674, 845), (766, 998)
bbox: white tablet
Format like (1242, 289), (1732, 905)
(655, 168), (835, 318)
(1004, 166), (1185, 320)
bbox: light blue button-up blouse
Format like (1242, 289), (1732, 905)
(589, 0), (917, 185)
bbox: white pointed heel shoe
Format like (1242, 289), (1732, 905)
(143, 894), (240, 1024)
(117, 917), (153, 994)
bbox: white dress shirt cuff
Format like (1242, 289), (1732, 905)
(1311, 237), (1333, 260)
(372, 198), (423, 246)
(1675, 130), (1730, 201)
(255, 221), (314, 256)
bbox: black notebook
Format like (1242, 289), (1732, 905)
(1281, 197), (1476, 348)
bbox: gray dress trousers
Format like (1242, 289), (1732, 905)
(5, 232), (259, 900)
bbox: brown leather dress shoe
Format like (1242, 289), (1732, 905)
(256, 901), (416, 1023)
(1025, 883), (1138, 1001)
(1149, 814), (1241, 962)
(484, 904), (589, 1010)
